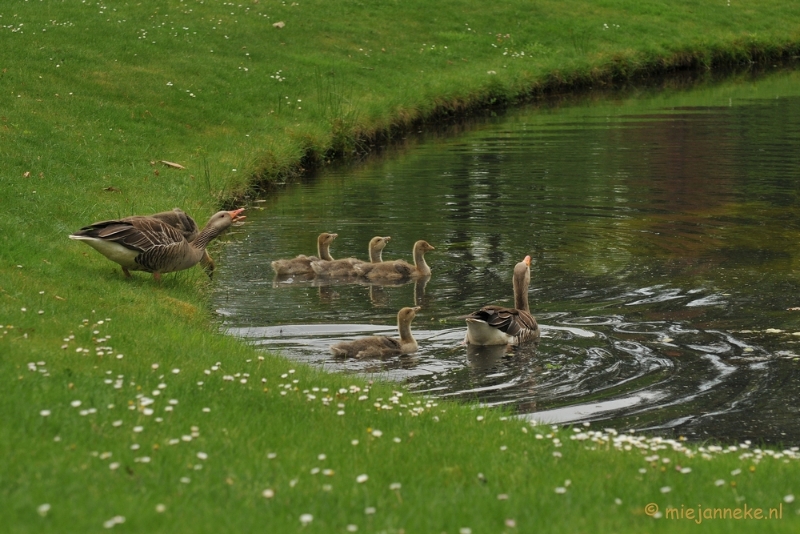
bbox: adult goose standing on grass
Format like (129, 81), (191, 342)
(330, 306), (421, 358)
(69, 209), (246, 281)
(354, 240), (435, 281)
(310, 236), (392, 278)
(463, 255), (540, 346)
(271, 232), (338, 276)
(148, 208), (215, 278)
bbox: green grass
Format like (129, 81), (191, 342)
(3, 0), (800, 531)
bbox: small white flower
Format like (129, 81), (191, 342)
(180, 477), (191, 484)
(299, 513), (313, 525)
(660, 486), (671, 493)
(262, 489), (275, 498)
(784, 494), (795, 503)
(317, 454), (326, 461)
(133, 426), (143, 433)
(459, 528), (472, 534)
(155, 504), (166, 513)
(39, 409), (51, 417)
(346, 525), (358, 532)
(371, 429), (382, 438)
(71, 400), (81, 407)
(197, 452), (208, 460)
(614, 498), (622, 505)
(109, 462), (120, 470)
(364, 507), (376, 515)
(715, 479), (725, 486)
(102, 516), (125, 529)
(389, 482), (401, 490)
(37, 503), (51, 516)
(356, 474), (368, 483)
(731, 468), (742, 476)
(172, 368), (180, 374)
(555, 487), (566, 494)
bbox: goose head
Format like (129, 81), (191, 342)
(369, 236), (391, 262)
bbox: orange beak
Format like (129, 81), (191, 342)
(228, 208), (246, 222)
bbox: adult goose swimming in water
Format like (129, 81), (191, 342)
(271, 232), (338, 276)
(330, 306), (421, 358)
(69, 209), (246, 281)
(148, 208), (215, 278)
(354, 240), (434, 281)
(463, 255), (540, 346)
(310, 236), (391, 278)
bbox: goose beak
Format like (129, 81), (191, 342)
(523, 255), (531, 266)
(228, 208), (246, 222)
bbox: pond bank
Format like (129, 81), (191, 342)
(238, 46), (800, 203)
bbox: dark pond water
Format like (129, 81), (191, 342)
(212, 67), (800, 445)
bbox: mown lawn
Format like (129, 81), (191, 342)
(2, 1), (800, 532)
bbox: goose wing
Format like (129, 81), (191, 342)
(72, 217), (185, 253)
(463, 305), (538, 337)
(330, 335), (402, 358)
(358, 260), (414, 279)
(147, 208), (200, 241)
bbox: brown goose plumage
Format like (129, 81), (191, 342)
(311, 236), (391, 278)
(271, 232), (338, 276)
(330, 306), (421, 358)
(354, 240), (434, 281)
(463, 255), (540, 346)
(148, 208), (215, 278)
(69, 209), (245, 280)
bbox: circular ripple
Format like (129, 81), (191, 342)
(558, 315), (623, 326)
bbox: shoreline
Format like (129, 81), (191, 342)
(235, 49), (800, 204)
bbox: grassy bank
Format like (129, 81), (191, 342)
(2, 0), (800, 532)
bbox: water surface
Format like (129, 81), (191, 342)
(213, 67), (800, 444)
